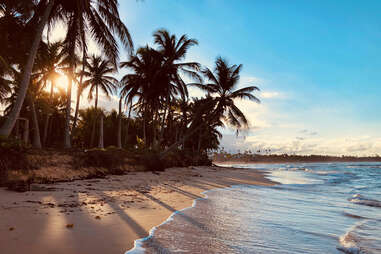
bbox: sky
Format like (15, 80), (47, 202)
(56, 0), (381, 156)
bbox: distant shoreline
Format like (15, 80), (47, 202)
(213, 154), (381, 165)
(215, 159), (381, 165)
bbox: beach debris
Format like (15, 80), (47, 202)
(95, 216), (101, 220)
(66, 224), (74, 229)
(9, 227), (15, 231)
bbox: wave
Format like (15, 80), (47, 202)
(337, 221), (366, 254)
(348, 194), (381, 208)
(125, 189), (214, 254)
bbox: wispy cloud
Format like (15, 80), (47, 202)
(221, 133), (381, 156)
(261, 91), (282, 99)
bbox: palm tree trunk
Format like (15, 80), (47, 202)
(98, 113), (104, 149)
(90, 86), (98, 147)
(0, 0), (55, 137)
(143, 103), (147, 147)
(64, 65), (74, 148)
(72, 50), (86, 131)
(152, 110), (157, 149)
(124, 101), (132, 147)
(71, 84), (82, 138)
(29, 97), (42, 149)
(43, 80), (54, 146)
(117, 97), (122, 149)
(158, 102), (168, 146)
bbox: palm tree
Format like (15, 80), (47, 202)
(120, 30), (200, 148)
(33, 41), (67, 145)
(0, 0), (55, 138)
(82, 55), (117, 148)
(162, 57), (260, 156)
(192, 57), (260, 131)
(72, 55), (88, 132)
(0, 0), (133, 143)
(153, 29), (201, 94)
(51, 0), (133, 148)
(120, 46), (163, 146)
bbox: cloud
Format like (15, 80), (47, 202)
(261, 91), (281, 99)
(240, 76), (264, 85)
(220, 133), (381, 156)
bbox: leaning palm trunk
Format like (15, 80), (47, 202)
(0, 0), (55, 137)
(98, 113), (104, 149)
(117, 98), (122, 149)
(29, 97), (42, 149)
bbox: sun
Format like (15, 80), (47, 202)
(55, 75), (69, 90)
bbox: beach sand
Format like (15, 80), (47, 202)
(0, 166), (274, 254)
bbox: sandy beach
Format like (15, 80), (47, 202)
(0, 166), (274, 254)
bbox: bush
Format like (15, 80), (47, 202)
(74, 149), (126, 174)
(139, 151), (166, 172)
(0, 138), (33, 185)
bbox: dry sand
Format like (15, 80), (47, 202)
(0, 166), (274, 254)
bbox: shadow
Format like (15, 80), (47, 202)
(162, 184), (203, 199)
(191, 179), (227, 189)
(105, 197), (148, 236)
(140, 192), (209, 232)
(101, 191), (173, 254)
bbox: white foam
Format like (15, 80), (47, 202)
(349, 194), (381, 208)
(125, 188), (217, 254)
(337, 221), (366, 254)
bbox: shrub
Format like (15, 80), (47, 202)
(0, 138), (32, 188)
(139, 151), (166, 172)
(74, 149), (126, 174)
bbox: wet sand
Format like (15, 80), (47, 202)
(0, 166), (274, 254)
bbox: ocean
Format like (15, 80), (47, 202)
(126, 162), (381, 254)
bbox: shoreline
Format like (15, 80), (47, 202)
(0, 166), (275, 254)
(214, 160), (381, 165)
(127, 184), (241, 254)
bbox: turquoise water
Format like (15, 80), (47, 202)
(127, 163), (381, 254)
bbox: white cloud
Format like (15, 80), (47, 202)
(261, 91), (281, 99)
(220, 133), (381, 156)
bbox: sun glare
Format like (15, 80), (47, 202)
(55, 75), (69, 90)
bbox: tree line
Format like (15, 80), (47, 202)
(0, 0), (260, 159)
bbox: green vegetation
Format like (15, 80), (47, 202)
(0, 1), (259, 184)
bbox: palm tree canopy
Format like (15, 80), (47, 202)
(48, 0), (133, 65)
(192, 57), (260, 130)
(82, 55), (118, 101)
(120, 30), (201, 113)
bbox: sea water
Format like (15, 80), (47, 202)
(127, 162), (381, 254)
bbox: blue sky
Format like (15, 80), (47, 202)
(114, 0), (381, 156)
(50, 0), (381, 155)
